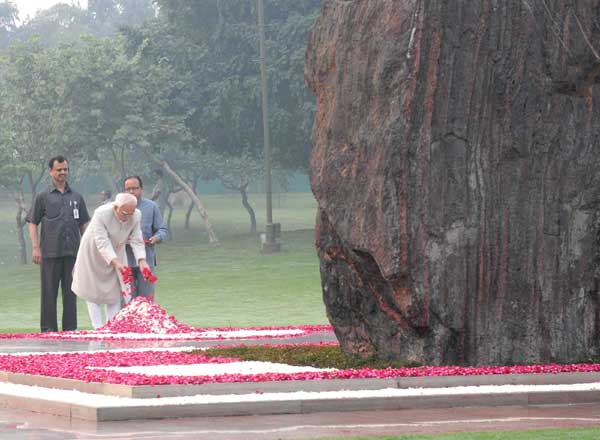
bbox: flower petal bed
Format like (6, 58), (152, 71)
(1, 298), (599, 387)
(0, 297), (332, 341)
(2, 345), (600, 386)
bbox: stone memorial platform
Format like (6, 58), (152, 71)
(1, 299), (599, 422)
(1, 335), (600, 422)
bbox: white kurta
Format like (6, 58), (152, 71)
(72, 203), (146, 305)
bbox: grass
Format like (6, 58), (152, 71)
(0, 192), (327, 331)
(201, 345), (422, 369)
(311, 429), (600, 439)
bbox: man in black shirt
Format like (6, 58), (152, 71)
(26, 156), (90, 332)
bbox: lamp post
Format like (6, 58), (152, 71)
(257, 0), (280, 253)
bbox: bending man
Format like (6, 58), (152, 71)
(72, 193), (150, 329)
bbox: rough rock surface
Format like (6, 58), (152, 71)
(305, 0), (600, 365)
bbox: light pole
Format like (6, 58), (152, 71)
(257, 0), (280, 253)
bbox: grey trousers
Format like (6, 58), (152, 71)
(40, 256), (77, 332)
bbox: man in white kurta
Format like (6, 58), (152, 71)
(72, 193), (150, 329)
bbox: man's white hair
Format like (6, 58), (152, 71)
(113, 192), (137, 207)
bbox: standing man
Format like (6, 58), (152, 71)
(124, 175), (168, 299)
(27, 156), (90, 332)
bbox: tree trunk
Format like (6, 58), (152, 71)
(240, 184), (257, 234)
(306, 0), (600, 365)
(143, 151), (219, 244)
(150, 172), (168, 217)
(184, 199), (194, 230)
(14, 190), (27, 265)
(166, 199), (174, 234)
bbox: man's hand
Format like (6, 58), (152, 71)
(28, 223), (41, 265)
(138, 259), (150, 273)
(139, 259), (158, 284)
(111, 259), (124, 272)
(146, 236), (159, 245)
(32, 246), (41, 265)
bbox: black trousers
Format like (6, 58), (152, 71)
(40, 256), (77, 332)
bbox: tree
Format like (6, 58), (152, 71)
(0, 8), (225, 258)
(14, 3), (90, 47)
(199, 151), (263, 234)
(151, 0), (321, 170)
(87, 0), (155, 36)
(0, 1), (18, 49)
(56, 33), (219, 243)
(12, 0), (154, 48)
(118, 1), (321, 235)
(0, 39), (76, 263)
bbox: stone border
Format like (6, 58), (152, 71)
(94, 391), (600, 421)
(3, 371), (600, 398)
(0, 384), (598, 421)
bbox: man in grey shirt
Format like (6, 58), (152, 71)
(26, 156), (90, 332)
(124, 175), (168, 299)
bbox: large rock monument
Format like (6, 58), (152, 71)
(305, 0), (600, 365)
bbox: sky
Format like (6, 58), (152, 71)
(11, 0), (88, 23)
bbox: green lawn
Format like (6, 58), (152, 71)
(0, 192), (327, 331)
(314, 428), (600, 439)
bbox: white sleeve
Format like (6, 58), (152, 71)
(129, 211), (147, 263)
(92, 217), (117, 265)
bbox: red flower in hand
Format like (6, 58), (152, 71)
(119, 266), (134, 305)
(120, 266), (134, 285)
(142, 267), (158, 284)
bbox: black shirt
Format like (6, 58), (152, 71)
(26, 183), (91, 258)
